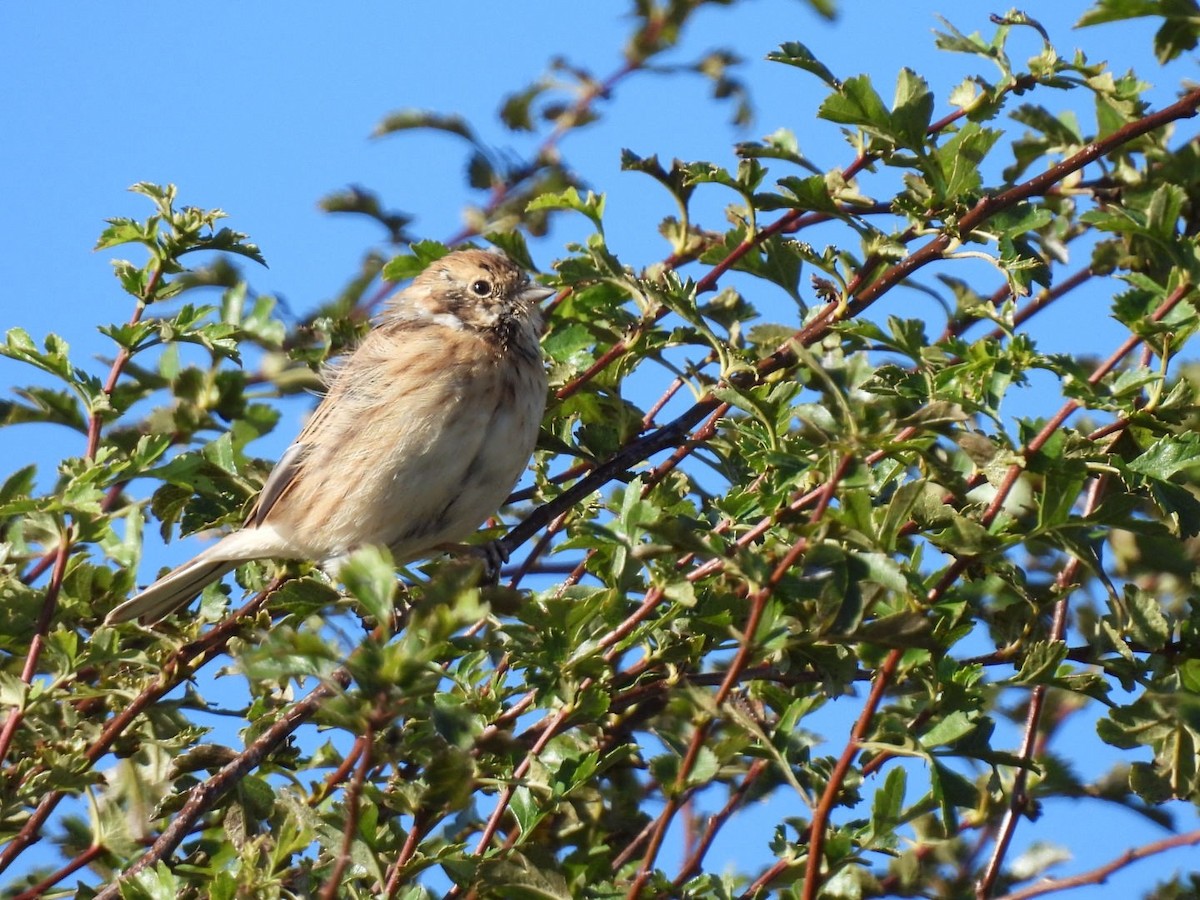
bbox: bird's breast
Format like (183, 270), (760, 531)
(271, 329), (547, 561)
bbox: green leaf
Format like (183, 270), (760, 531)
(818, 74), (891, 134)
(373, 108), (477, 141)
(1128, 433), (1200, 480)
(0, 386), (87, 432)
(867, 766), (906, 850)
(933, 123), (1002, 201)
(891, 68), (934, 146)
(624, 151), (697, 206)
(766, 41), (840, 88)
(1012, 641), (1068, 685)
(475, 854), (572, 900)
(1124, 587), (1171, 650)
(921, 710), (980, 748)
(94, 217), (149, 251)
(1077, 0), (1200, 63)
(339, 545), (399, 628)
(776, 174), (840, 214)
(485, 231), (537, 271)
(929, 760), (978, 832)
(526, 188), (606, 232)
(381, 240), (452, 282)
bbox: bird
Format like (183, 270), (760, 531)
(106, 249), (552, 625)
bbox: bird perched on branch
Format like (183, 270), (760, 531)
(107, 249), (551, 625)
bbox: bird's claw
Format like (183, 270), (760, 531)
(478, 540), (509, 584)
(436, 540), (510, 584)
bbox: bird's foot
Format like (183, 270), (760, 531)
(436, 541), (510, 584)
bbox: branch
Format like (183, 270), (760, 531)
(320, 719), (374, 900)
(10, 843), (105, 900)
(627, 459), (849, 896)
(672, 759), (769, 886)
(850, 87), (1200, 312)
(0, 584), (276, 875)
(976, 475), (1117, 896)
(96, 667), (352, 898)
(797, 647), (903, 900)
(0, 282), (157, 766)
(993, 828), (1200, 900)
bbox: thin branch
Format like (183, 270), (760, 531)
(849, 87), (1200, 312)
(0, 534), (69, 766)
(993, 828), (1200, 900)
(320, 720), (374, 900)
(384, 809), (434, 898)
(0, 288), (155, 765)
(10, 843), (106, 900)
(672, 759), (769, 886)
(629, 458), (850, 896)
(443, 701), (583, 900)
(796, 647), (903, 900)
(311, 736), (367, 808)
(0, 583), (277, 875)
(975, 477), (1113, 896)
(96, 667), (352, 899)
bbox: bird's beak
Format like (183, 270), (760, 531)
(520, 284), (556, 305)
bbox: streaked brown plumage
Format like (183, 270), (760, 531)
(106, 250), (550, 624)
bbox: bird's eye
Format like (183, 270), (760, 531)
(470, 279), (492, 297)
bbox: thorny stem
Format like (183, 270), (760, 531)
(0, 536), (69, 766)
(0, 286), (155, 767)
(96, 668), (352, 899)
(991, 828), (1200, 900)
(0, 584), (276, 876)
(975, 474), (1107, 898)
(320, 719), (375, 900)
(850, 87), (1200, 313)
(628, 461), (848, 898)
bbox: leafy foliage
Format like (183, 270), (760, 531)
(3, 3), (1200, 899)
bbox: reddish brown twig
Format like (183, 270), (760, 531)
(993, 827), (1200, 900)
(95, 667), (352, 899)
(445, 703), (578, 900)
(627, 458), (849, 896)
(0, 583), (276, 875)
(10, 843), (106, 900)
(1, 281), (157, 766)
(795, 646), (903, 900)
(384, 809), (435, 897)
(320, 720), (375, 900)
(672, 758), (770, 887)
(975, 473), (1108, 898)
(311, 736), (367, 808)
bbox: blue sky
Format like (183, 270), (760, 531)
(2, 2), (1198, 895)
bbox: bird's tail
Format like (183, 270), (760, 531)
(105, 550), (242, 626)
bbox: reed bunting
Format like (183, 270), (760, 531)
(107, 249), (550, 624)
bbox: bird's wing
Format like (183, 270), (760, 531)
(247, 441), (310, 526)
(245, 360), (354, 527)
(243, 331), (385, 528)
